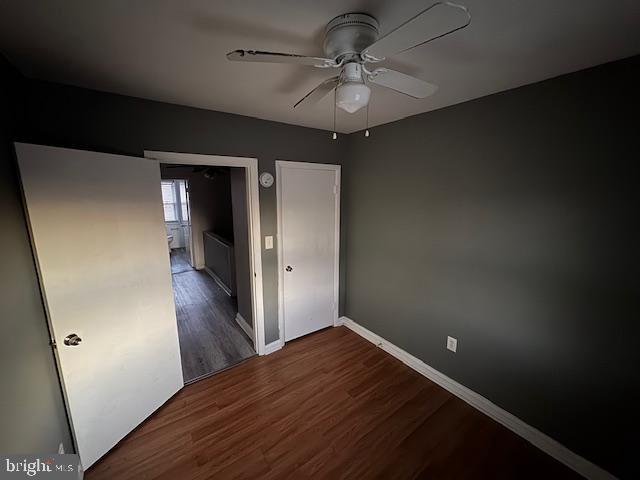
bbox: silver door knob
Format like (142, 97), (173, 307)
(64, 334), (82, 346)
(285, 265), (293, 272)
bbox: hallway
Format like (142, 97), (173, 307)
(171, 249), (255, 383)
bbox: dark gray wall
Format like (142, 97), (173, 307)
(21, 80), (343, 344)
(343, 56), (639, 479)
(205, 170), (234, 243)
(0, 58), (73, 453)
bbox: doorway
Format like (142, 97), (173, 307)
(147, 151), (267, 358)
(160, 164), (256, 383)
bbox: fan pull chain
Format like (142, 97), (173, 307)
(365, 102), (370, 137)
(332, 89), (337, 140)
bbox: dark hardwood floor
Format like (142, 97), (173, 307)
(87, 327), (582, 479)
(171, 248), (255, 383)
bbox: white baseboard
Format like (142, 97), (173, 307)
(264, 339), (284, 355)
(338, 316), (616, 480)
(235, 313), (254, 339)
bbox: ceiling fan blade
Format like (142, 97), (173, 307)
(368, 68), (438, 98)
(362, 2), (471, 61)
(227, 49), (336, 68)
(293, 76), (340, 109)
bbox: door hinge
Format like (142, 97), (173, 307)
(333, 184), (338, 195)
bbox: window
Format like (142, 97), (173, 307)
(161, 181), (177, 222)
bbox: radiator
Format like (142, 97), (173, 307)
(203, 231), (236, 296)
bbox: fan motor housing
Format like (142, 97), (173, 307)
(323, 13), (379, 61)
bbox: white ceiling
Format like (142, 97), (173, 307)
(1, 1), (639, 133)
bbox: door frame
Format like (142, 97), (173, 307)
(145, 151), (267, 355)
(276, 160), (341, 345)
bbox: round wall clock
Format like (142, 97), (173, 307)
(259, 172), (274, 188)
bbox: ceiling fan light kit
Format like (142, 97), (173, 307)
(335, 63), (370, 113)
(227, 1), (471, 133)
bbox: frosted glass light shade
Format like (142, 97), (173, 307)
(336, 82), (371, 113)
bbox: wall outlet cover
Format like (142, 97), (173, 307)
(447, 336), (458, 353)
(264, 235), (274, 250)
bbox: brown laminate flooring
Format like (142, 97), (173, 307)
(171, 248), (255, 383)
(87, 326), (582, 479)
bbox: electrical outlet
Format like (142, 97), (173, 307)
(447, 336), (458, 353)
(264, 235), (273, 250)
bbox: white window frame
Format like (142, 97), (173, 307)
(161, 180), (179, 222)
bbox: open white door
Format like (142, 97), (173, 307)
(15, 143), (183, 468)
(277, 161), (340, 342)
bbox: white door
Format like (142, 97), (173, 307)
(15, 143), (183, 468)
(277, 161), (340, 342)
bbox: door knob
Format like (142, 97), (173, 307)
(64, 333), (82, 346)
(285, 265), (293, 272)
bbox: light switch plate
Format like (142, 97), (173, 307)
(264, 235), (273, 250)
(447, 336), (458, 353)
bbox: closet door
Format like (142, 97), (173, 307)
(16, 143), (183, 468)
(277, 161), (340, 342)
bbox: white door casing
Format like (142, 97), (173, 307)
(144, 150), (266, 355)
(277, 161), (340, 342)
(15, 143), (184, 468)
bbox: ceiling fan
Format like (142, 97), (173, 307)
(227, 2), (471, 115)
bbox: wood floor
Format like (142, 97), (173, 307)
(171, 248), (255, 383)
(87, 327), (581, 479)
